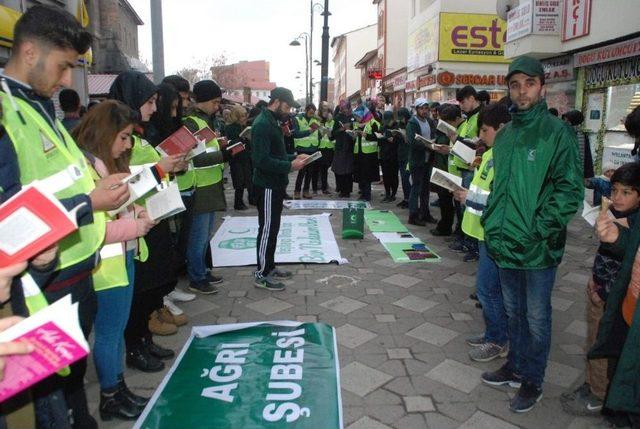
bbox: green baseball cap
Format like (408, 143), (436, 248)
(506, 56), (545, 82)
(270, 87), (300, 109)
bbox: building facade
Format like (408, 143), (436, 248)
(404, 0), (510, 108)
(331, 24), (377, 106)
(211, 60), (277, 103)
(503, 0), (640, 172)
(374, 0), (411, 106)
(87, 0), (145, 74)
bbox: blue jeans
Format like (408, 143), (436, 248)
(500, 266), (557, 387)
(186, 211), (216, 282)
(409, 166), (430, 217)
(93, 250), (135, 390)
(399, 163), (411, 201)
(477, 243), (507, 345)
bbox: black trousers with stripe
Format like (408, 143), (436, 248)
(255, 186), (285, 279)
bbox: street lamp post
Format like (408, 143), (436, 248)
(310, 1), (331, 105)
(290, 33), (310, 106)
(320, 0), (330, 104)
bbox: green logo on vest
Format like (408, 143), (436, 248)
(218, 238), (257, 250)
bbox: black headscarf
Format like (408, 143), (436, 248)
(149, 83), (181, 143)
(108, 71), (157, 121)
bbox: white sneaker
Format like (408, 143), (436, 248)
(167, 289), (196, 302)
(163, 297), (184, 316)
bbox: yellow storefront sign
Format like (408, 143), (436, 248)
(439, 13), (510, 64)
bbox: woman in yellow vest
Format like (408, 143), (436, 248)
(354, 101), (382, 202)
(452, 103), (511, 363)
(317, 101), (335, 195)
(109, 71), (189, 373)
(74, 101), (158, 421)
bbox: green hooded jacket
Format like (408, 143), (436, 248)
(482, 100), (583, 269)
(588, 216), (640, 414)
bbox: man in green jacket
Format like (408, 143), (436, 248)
(480, 56), (583, 413)
(252, 87), (308, 291)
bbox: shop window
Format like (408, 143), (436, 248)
(606, 83), (640, 131)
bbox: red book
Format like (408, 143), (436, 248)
(156, 126), (198, 157)
(0, 184), (81, 267)
(194, 127), (217, 144)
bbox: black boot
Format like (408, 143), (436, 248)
(126, 345), (164, 373)
(117, 377), (150, 407)
(142, 336), (175, 360)
(408, 215), (426, 226)
(99, 388), (142, 421)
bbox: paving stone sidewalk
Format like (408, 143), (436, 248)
(93, 177), (600, 429)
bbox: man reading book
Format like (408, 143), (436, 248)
(0, 6), (133, 428)
(252, 87), (307, 291)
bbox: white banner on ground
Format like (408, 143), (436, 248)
(210, 213), (348, 267)
(283, 200), (371, 210)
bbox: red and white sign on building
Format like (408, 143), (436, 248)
(562, 0), (591, 41)
(574, 36), (640, 68)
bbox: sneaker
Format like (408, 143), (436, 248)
(167, 289), (196, 302)
(463, 251), (479, 262)
(560, 383), (604, 416)
(254, 276), (286, 291)
(560, 382), (590, 402)
(188, 280), (219, 295)
(481, 364), (522, 388)
(206, 273), (224, 284)
(322, 190), (332, 195)
(302, 192), (313, 199)
(449, 241), (469, 253)
(270, 268), (293, 279)
(293, 192), (301, 199)
(430, 228), (452, 237)
(469, 342), (509, 362)
(430, 199), (441, 207)
(466, 333), (485, 346)
(510, 382), (543, 413)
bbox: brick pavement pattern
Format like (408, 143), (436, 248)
(91, 176), (599, 429)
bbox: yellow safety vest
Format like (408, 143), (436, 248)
(183, 116), (223, 188)
(461, 148), (494, 241)
(449, 112), (479, 174)
(294, 116), (320, 149)
(0, 92), (105, 270)
(319, 119), (335, 150)
(356, 118), (380, 155)
(86, 165), (128, 292)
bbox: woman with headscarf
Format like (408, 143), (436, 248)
(379, 110), (399, 202)
(108, 71), (188, 373)
(225, 105), (254, 210)
(331, 101), (356, 197)
(353, 100), (382, 202)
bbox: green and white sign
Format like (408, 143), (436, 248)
(211, 213), (347, 267)
(134, 322), (343, 429)
(283, 200), (371, 210)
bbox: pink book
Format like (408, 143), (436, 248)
(0, 295), (88, 402)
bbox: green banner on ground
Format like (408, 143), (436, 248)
(134, 322), (343, 429)
(364, 210), (409, 233)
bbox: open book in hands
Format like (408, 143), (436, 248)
(451, 141), (477, 165)
(302, 151), (323, 165)
(430, 168), (464, 193)
(0, 294), (89, 402)
(145, 182), (186, 222)
(239, 127), (252, 140)
(415, 134), (448, 151)
(226, 142), (246, 156)
(0, 183), (83, 268)
(156, 126), (198, 157)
